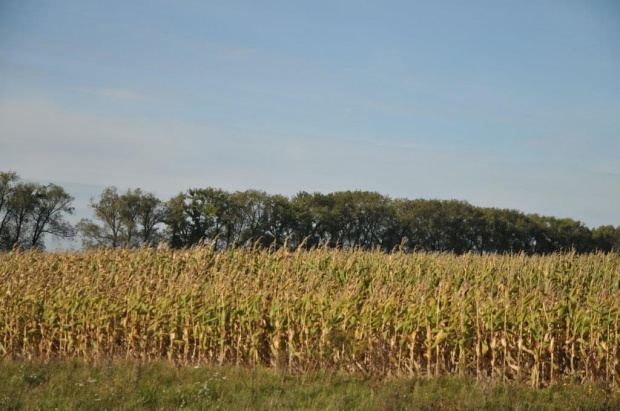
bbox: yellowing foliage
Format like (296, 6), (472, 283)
(1, 246), (619, 386)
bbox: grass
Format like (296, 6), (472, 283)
(1, 359), (619, 410)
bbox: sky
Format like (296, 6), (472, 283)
(1, 0), (619, 244)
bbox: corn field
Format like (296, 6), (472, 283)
(1, 246), (619, 387)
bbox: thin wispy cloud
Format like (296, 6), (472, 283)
(68, 85), (158, 102)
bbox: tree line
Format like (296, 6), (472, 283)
(1, 170), (619, 253)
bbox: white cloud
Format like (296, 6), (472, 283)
(68, 85), (158, 102)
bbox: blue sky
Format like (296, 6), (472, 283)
(1, 0), (619, 237)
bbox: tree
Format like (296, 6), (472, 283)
(0, 181), (37, 249)
(319, 191), (394, 249)
(261, 194), (296, 248)
(163, 188), (234, 249)
(0, 171), (19, 240)
(77, 187), (123, 248)
(592, 225), (620, 252)
(395, 199), (446, 252)
(165, 193), (191, 248)
(77, 187), (164, 248)
(441, 200), (485, 254)
(290, 192), (330, 249)
(0, 171), (75, 250)
(117, 188), (166, 247)
(27, 183), (75, 248)
(230, 190), (272, 246)
(136, 191), (166, 245)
